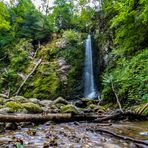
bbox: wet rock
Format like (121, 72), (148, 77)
(60, 104), (79, 114)
(39, 100), (52, 107)
(22, 102), (43, 113)
(5, 123), (18, 130)
(29, 98), (39, 104)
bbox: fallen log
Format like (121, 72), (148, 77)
(0, 113), (104, 123)
(89, 128), (148, 146)
(0, 112), (147, 123)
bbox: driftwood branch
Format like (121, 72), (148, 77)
(15, 58), (42, 95)
(92, 128), (148, 146)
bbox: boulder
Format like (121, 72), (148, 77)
(60, 104), (79, 114)
(53, 97), (68, 106)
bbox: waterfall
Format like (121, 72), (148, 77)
(84, 34), (97, 99)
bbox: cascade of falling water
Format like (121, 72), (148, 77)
(84, 34), (97, 99)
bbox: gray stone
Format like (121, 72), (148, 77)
(0, 107), (12, 114)
(39, 100), (52, 107)
(29, 98), (39, 104)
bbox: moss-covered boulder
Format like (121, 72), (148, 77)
(85, 104), (106, 113)
(10, 96), (28, 103)
(22, 102), (43, 113)
(53, 97), (68, 105)
(60, 104), (79, 114)
(5, 102), (23, 112)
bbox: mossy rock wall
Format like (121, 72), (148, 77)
(20, 30), (85, 100)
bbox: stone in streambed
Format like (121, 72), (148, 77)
(60, 104), (79, 114)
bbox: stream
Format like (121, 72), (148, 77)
(0, 121), (148, 148)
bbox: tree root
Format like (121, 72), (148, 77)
(88, 128), (148, 146)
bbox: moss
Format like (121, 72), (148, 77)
(60, 104), (79, 114)
(23, 61), (59, 99)
(53, 97), (68, 105)
(22, 102), (43, 113)
(55, 103), (65, 109)
(5, 102), (23, 112)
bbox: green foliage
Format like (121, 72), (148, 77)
(102, 49), (148, 104)
(0, 2), (10, 30)
(52, 0), (74, 30)
(94, 0), (148, 107)
(62, 30), (81, 44)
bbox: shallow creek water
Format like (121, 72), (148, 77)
(0, 121), (148, 148)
